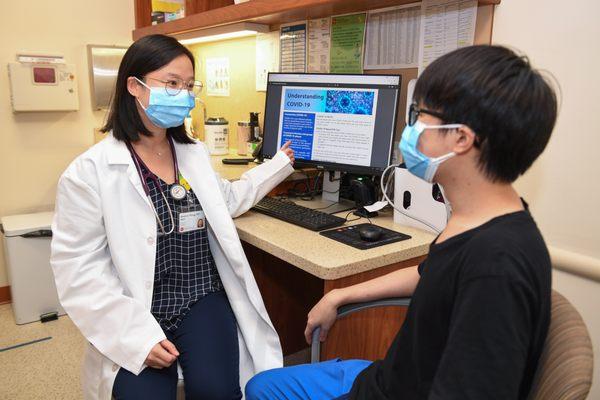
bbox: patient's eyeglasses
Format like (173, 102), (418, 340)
(408, 103), (448, 126)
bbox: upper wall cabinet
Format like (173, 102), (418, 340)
(133, 0), (500, 40)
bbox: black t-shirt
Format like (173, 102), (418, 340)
(350, 210), (551, 400)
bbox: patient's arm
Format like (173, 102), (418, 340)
(304, 265), (420, 344)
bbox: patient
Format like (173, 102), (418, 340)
(245, 45), (558, 400)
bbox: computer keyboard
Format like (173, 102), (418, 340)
(252, 197), (346, 231)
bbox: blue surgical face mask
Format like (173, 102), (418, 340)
(135, 77), (195, 129)
(399, 120), (462, 183)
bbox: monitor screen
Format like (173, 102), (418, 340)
(262, 73), (401, 175)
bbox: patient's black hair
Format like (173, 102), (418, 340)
(413, 45), (558, 183)
(102, 34), (195, 144)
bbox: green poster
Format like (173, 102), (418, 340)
(330, 13), (366, 73)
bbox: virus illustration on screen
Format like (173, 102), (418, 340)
(325, 90), (375, 115)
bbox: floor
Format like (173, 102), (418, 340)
(0, 304), (85, 399)
(0, 303), (311, 400)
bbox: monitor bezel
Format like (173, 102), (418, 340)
(261, 72), (401, 176)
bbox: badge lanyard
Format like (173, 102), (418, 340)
(126, 136), (188, 236)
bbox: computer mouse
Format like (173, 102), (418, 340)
(358, 225), (383, 242)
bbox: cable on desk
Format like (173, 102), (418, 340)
(343, 209), (372, 225)
(313, 201), (340, 211)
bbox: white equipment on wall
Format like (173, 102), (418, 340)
(1, 212), (65, 324)
(393, 166), (450, 234)
(7, 52), (79, 112)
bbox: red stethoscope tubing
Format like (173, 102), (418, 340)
(126, 136), (181, 236)
(126, 136), (180, 196)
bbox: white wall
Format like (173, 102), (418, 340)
(493, 1), (600, 397)
(493, 0), (600, 260)
(0, 1), (134, 287)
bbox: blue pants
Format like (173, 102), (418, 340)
(112, 291), (242, 400)
(245, 359), (372, 400)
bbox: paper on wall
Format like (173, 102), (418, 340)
(307, 18), (331, 73)
(206, 57), (230, 97)
(256, 31), (280, 91)
(330, 13), (366, 74)
(364, 3), (421, 70)
(280, 22), (307, 73)
(417, 0), (477, 75)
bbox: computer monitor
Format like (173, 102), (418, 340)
(261, 73), (401, 175)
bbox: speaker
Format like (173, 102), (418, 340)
(393, 166), (450, 234)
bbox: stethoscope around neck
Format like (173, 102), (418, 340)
(126, 135), (187, 236)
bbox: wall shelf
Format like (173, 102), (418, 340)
(133, 0), (500, 40)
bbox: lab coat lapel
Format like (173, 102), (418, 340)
(126, 164), (151, 208)
(105, 135), (151, 208)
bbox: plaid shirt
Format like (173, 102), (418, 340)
(142, 163), (223, 332)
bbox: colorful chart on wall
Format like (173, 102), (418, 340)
(330, 13), (366, 74)
(280, 22), (307, 73)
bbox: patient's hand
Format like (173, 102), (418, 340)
(304, 290), (342, 344)
(145, 339), (180, 369)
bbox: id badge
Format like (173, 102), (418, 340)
(178, 205), (205, 233)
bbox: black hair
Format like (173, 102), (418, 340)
(101, 34), (195, 144)
(413, 45), (558, 183)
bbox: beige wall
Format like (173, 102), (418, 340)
(188, 36), (267, 148)
(0, 1), (134, 287)
(493, 0), (600, 260)
(493, 1), (600, 397)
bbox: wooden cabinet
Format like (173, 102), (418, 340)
(242, 241), (427, 361)
(135, 0), (234, 30)
(133, 0), (500, 40)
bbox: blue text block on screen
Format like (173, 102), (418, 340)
(281, 112), (316, 160)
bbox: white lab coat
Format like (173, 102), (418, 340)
(50, 133), (294, 400)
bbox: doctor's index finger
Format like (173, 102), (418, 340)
(280, 140), (292, 150)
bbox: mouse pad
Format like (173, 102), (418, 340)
(319, 223), (412, 250)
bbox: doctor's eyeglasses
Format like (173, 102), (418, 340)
(145, 77), (204, 96)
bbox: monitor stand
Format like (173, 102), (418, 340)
(294, 170), (355, 214)
(322, 170), (341, 203)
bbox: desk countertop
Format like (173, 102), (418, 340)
(234, 208), (434, 280)
(211, 151), (435, 280)
(210, 150), (256, 180)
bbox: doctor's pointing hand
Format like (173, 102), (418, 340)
(50, 34), (294, 400)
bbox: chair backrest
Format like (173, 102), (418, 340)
(528, 290), (594, 400)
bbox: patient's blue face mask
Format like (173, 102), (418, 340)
(399, 120), (462, 183)
(135, 77), (195, 129)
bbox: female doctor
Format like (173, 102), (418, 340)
(50, 34), (295, 400)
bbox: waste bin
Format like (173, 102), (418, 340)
(1, 211), (65, 324)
